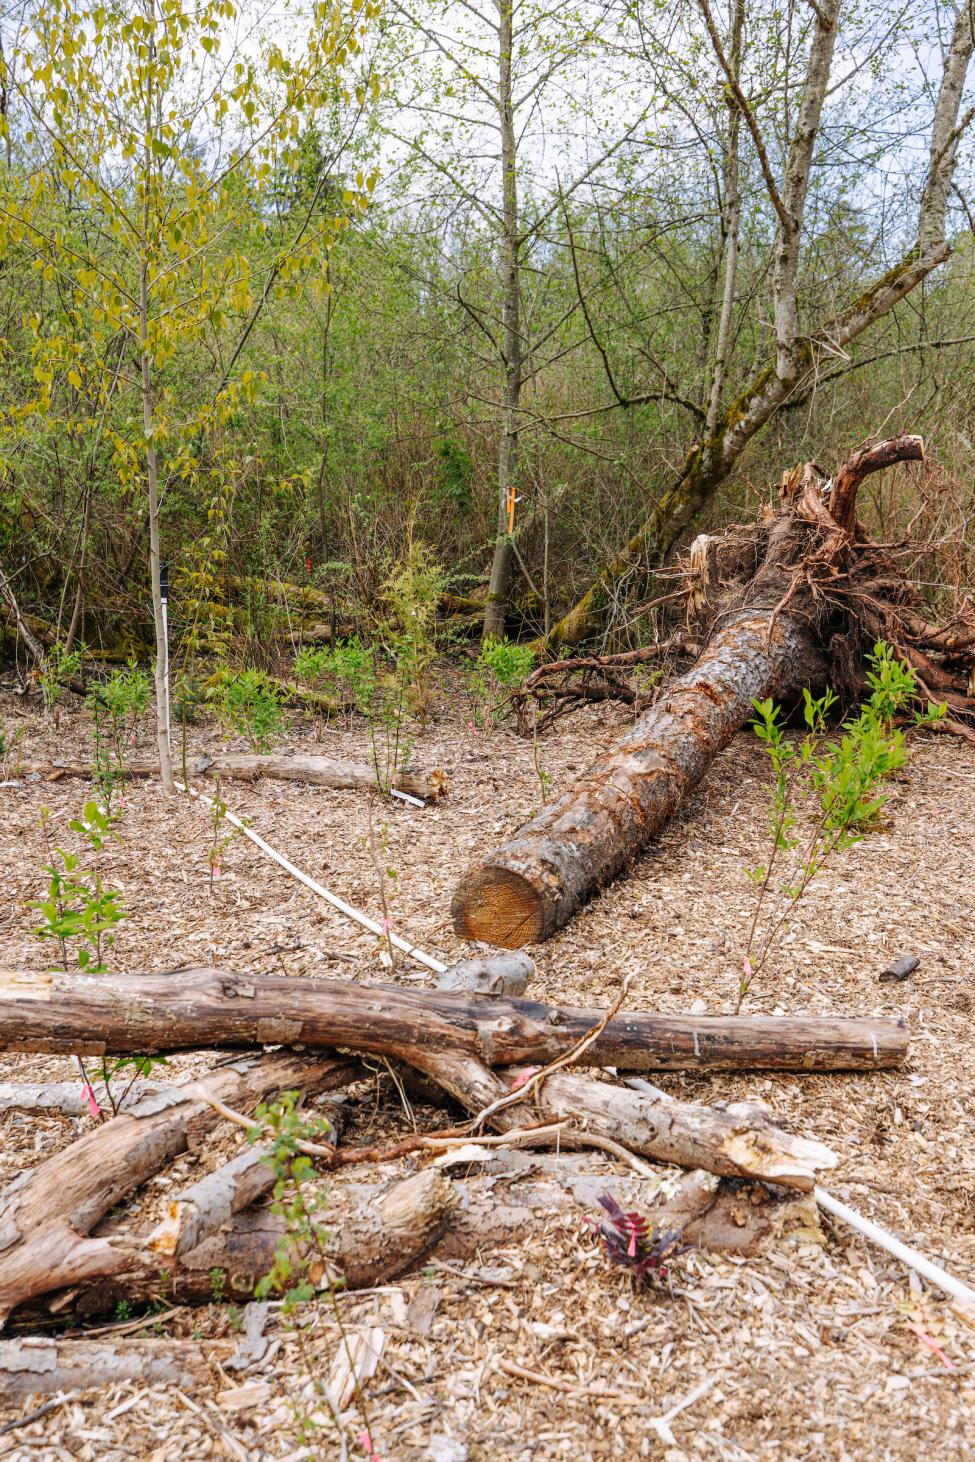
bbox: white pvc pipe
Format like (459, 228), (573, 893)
(174, 779), (447, 976)
(815, 1186), (975, 1311)
(161, 598), (172, 762)
(623, 1078), (975, 1312)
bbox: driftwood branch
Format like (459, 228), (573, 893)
(15, 753), (448, 802)
(0, 1338), (231, 1399)
(0, 967), (908, 1072)
(0, 1051), (357, 1325)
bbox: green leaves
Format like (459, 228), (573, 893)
(741, 643), (940, 1013)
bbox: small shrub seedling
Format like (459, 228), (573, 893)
(31, 800), (166, 1115)
(293, 639), (376, 730)
(38, 641), (83, 725)
(250, 1093), (379, 1453)
(587, 1194), (686, 1288)
(87, 661), (151, 809)
(739, 642), (945, 1010)
(211, 668), (285, 752)
(467, 633), (534, 728)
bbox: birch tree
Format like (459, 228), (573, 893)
(0, 0), (378, 785)
(542, 0), (975, 651)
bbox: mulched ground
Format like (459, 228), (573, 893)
(0, 671), (973, 1460)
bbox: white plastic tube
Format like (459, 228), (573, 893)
(815, 1186), (975, 1310)
(175, 779), (447, 976)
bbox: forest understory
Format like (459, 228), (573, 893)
(1, 680), (974, 1461)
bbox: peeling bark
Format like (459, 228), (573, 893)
(0, 1052), (356, 1326)
(0, 967), (908, 1072)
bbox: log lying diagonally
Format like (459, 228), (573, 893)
(20, 1169), (456, 1327)
(15, 752), (447, 801)
(0, 967), (907, 1072)
(0, 1050), (357, 1325)
(404, 1050), (836, 1191)
(453, 434), (975, 947)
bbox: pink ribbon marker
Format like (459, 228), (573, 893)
(82, 1083), (101, 1118)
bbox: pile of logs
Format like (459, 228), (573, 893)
(0, 952), (906, 1396)
(2, 434), (969, 1401)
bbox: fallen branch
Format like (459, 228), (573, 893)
(43, 1168), (456, 1322)
(0, 1338), (230, 1398)
(0, 1051), (357, 1326)
(16, 753), (448, 802)
(0, 966), (909, 1072)
(406, 1049), (837, 1191)
(0, 1081), (171, 1116)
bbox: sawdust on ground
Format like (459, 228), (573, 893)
(0, 674), (973, 1461)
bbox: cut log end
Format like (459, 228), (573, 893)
(451, 864), (544, 948)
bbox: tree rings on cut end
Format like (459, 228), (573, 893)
(451, 866), (543, 948)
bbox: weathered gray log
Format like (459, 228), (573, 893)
(0, 967), (908, 1072)
(0, 1081), (172, 1116)
(0, 1051), (357, 1326)
(433, 951), (535, 996)
(451, 436), (925, 946)
(16, 752), (447, 801)
(147, 1145), (276, 1259)
(405, 1050), (836, 1190)
(48, 1169), (456, 1321)
(0, 1338), (231, 1398)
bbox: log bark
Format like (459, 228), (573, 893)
(405, 1049), (836, 1191)
(147, 1146), (276, 1259)
(0, 1051), (357, 1325)
(455, 606), (821, 945)
(453, 436), (925, 946)
(0, 967), (908, 1072)
(15, 753), (448, 801)
(433, 951), (535, 996)
(48, 1169), (455, 1321)
(0, 1337), (231, 1399)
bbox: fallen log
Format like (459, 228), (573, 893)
(404, 1050), (836, 1190)
(0, 1337), (230, 1399)
(15, 753), (448, 802)
(0, 1081), (171, 1116)
(147, 1145), (277, 1259)
(0, 967), (908, 1072)
(41, 1168), (455, 1321)
(0, 1051), (357, 1325)
(452, 434), (975, 946)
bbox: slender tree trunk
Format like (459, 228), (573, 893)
(139, 14), (173, 791)
(483, 0), (522, 639)
(703, 0), (744, 444)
